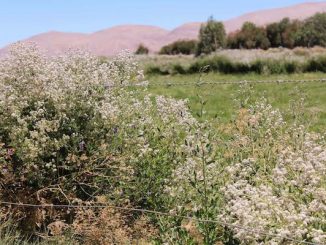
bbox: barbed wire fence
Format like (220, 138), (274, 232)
(1, 77), (325, 244)
(104, 77), (326, 89)
(0, 201), (322, 245)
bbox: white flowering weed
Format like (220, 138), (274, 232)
(0, 43), (198, 239)
(0, 43), (325, 244)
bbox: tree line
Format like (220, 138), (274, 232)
(135, 13), (326, 55)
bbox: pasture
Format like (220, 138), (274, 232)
(147, 72), (326, 132)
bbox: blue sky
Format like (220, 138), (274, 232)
(0, 0), (324, 47)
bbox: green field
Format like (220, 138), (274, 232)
(147, 72), (326, 131)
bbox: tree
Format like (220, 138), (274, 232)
(196, 17), (226, 55)
(159, 40), (197, 55)
(135, 44), (149, 55)
(266, 18), (301, 48)
(266, 21), (284, 47)
(228, 22), (270, 49)
(281, 20), (301, 48)
(227, 33), (239, 49)
(296, 13), (326, 47)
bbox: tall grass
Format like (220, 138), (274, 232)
(145, 54), (326, 75)
(305, 55), (326, 72)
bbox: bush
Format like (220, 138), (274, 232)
(159, 40), (197, 55)
(135, 44), (149, 55)
(185, 56), (301, 75)
(145, 65), (171, 75)
(188, 56), (235, 73)
(305, 55), (326, 72)
(250, 59), (301, 74)
(218, 98), (326, 244)
(171, 63), (187, 74)
(0, 43), (197, 241)
(166, 92), (326, 244)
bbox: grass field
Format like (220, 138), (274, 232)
(147, 72), (326, 131)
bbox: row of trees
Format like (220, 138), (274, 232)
(203, 13), (326, 53)
(136, 13), (326, 56)
(229, 14), (326, 49)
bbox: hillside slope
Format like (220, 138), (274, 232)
(1, 2), (326, 56)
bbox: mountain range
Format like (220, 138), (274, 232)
(1, 2), (326, 56)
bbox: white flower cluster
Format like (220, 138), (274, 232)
(164, 95), (325, 244)
(156, 95), (197, 126)
(0, 43), (196, 185)
(221, 132), (326, 244)
(166, 124), (221, 216)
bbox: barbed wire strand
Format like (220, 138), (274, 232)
(1, 78), (325, 245)
(0, 201), (321, 245)
(105, 77), (326, 88)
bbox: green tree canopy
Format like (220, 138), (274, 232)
(296, 13), (326, 47)
(228, 22), (270, 49)
(196, 17), (226, 55)
(266, 18), (301, 48)
(159, 40), (197, 55)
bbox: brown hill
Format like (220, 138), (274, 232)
(225, 1), (326, 32)
(83, 25), (169, 56)
(27, 31), (89, 54)
(167, 2), (326, 40)
(1, 2), (326, 56)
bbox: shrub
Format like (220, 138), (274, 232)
(172, 63), (187, 74)
(219, 98), (326, 244)
(145, 65), (171, 75)
(159, 40), (197, 55)
(187, 56), (300, 75)
(305, 55), (326, 72)
(250, 59), (301, 74)
(168, 93), (326, 244)
(188, 55), (236, 74)
(0, 43), (198, 240)
(135, 44), (149, 55)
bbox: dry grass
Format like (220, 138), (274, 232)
(72, 207), (157, 245)
(136, 47), (326, 69)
